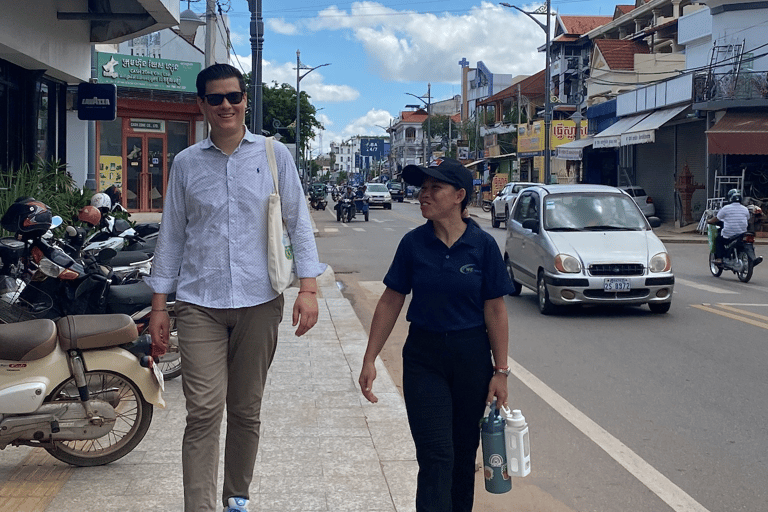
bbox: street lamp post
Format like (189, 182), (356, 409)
(296, 50), (330, 188)
(247, 0), (264, 134)
(405, 83), (432, 164)
(500, 2), (554, 184)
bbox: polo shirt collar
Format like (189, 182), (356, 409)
(424, 218), (480, 248)
(201, 126), (259, 150)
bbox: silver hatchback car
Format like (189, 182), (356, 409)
(504, 184), (674, 314)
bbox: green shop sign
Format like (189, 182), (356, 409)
(96, 52), (201, 92)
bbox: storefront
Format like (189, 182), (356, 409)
(94, 52), (203, 212)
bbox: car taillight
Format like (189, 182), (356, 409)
(646, 197), (653, 204)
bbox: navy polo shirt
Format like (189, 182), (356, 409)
(384, 219), (513, 332)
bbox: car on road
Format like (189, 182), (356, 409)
(620, 186), (655, 217)
(491, 182), (536, 228)
(504, 184), (673, 315)
(387, 181), (405, 202)
(364, 183), (392, 209)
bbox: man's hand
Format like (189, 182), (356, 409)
(148, 310), (170, 356)
(292, 291), (318, 336)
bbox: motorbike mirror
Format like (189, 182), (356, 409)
(51, 216), (63, 228)
(96, 248), (118, 264)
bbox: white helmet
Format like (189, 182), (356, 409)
(91, 192), (112, 212)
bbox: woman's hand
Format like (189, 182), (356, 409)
(486, 374), (509, 409)
(359, 361), (378, 403)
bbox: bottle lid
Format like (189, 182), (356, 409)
(508, 409), (526, 427)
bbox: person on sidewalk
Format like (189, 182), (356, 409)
(358, 158), (513, 512)
(145, 63), (325, 512)
(707, 188), (751, 263)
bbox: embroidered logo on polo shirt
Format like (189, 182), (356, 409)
(460, 264), (479, 274)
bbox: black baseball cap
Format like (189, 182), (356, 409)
(402, 158), (473, 200)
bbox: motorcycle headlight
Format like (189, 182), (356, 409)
(649, 252), (671, 273)
(39, 258), (66, 278)
(554, 254), (581, 273)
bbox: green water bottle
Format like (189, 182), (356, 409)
(480, 400), (512, 494)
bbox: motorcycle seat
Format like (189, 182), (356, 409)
(0, 319), (57, 361)
(57, 314), (138, 351)
(107, 280), (154, 314)
(108, 251), (152, 267)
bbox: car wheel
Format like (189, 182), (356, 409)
(709, 252), (722, 277)
(648, 302), (671, 314)
(386, 203), (392, 210)
(537, 271), (556, 315)
(491, 207), (500, 229)
(505, 257), (522, 296)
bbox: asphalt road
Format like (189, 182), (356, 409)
(312, 198), (768, 512)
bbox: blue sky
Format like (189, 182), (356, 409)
(212, 0), (622, 155)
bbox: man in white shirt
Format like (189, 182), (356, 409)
(146, 64), (325, 512)
(707, 188), (750, 263)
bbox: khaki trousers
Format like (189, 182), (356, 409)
(175, 296), (284, 512)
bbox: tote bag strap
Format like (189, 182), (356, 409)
(265, 136), (280, 196)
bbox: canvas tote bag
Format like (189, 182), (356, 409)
(265, 136), (296, 293)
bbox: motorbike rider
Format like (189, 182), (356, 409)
(707, 188), (751, 264)
(335, 185), (357, 217)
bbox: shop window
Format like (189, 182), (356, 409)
(167, 120), (190, 170)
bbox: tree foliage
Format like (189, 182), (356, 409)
(243, 75), (324, 157)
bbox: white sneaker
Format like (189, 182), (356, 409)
(224, 497), (248, 512)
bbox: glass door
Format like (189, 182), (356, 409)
(124, 134), (167, 211)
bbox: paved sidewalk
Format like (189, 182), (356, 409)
(0, 270), (418, 512)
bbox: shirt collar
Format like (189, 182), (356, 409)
(200, 126), (259, 151)
(423, 218), (479, 248)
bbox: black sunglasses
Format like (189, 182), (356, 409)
(204, 91), (245, 106)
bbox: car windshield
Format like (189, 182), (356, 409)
(512, 183), (534, 193)
(543, 193), (648, 231)
(367, 184), (388, 193)
(389, 183), (403, 190)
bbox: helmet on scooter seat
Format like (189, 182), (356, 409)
(77, 205), (102, 227)
(727, 189), (742, 204)
(90, 192), (112, 213)
(1, 197), (53, 239)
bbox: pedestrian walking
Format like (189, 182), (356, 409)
(358, 158), (513, 511)
(146, 63), (325, 512)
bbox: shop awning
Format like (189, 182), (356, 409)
(620, 105), (688, 146)
(554, 136), (594, 160)
(706, 111), (768, 155)
(592, 113), (649, 149)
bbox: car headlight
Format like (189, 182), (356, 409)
(649, 252), (671, 273)
(554, 254), (581, 273)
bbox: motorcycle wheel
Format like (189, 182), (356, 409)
(482, 200), (492, 212)
(736, 251), (754, 283)
(709, 252), (723, 277)
(44, 371), (153, 466)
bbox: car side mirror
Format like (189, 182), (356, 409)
(522, 218), (539, 233)
(646, 216), (662, 228)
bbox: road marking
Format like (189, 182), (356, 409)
(674, 277), (738, 294)
(509, 357), (710, 512)
(353, 227), (365, 232)
(324, 228), (339, 233)
(691, 304), (768, 330)
(716, 304), (768, 321)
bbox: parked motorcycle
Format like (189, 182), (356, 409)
(309, 185), (328, 211)
(708, 224), (763, 282)
(0, 198), (181, 380)
(0, 313), (165, 466)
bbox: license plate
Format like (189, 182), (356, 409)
(152, 361), (165, 392)
(603, 278), (631, 292)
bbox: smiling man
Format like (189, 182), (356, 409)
(146, 63), (325, 512)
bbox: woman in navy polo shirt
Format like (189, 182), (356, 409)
(359, 158), (513, 512)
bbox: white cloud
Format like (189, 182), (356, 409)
(308, 1), (546, 83)
(267, 18), (299, 36)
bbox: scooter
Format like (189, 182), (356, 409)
(336, 197), (355, 223)
(0, 313), (165, 466)
(708, 224), (763, 282)
(309, 193), (327, 211)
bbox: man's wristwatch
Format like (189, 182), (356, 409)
(494, 366), (511, 377)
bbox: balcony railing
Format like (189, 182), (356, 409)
(694, 70), (768, 103)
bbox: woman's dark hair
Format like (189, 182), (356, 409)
(196, 64), (246, 99)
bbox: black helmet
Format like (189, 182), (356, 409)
(727, 188), (742, 204)
(1, 197), (53, 238)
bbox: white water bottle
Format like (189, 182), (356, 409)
(502, 406), (531, 477)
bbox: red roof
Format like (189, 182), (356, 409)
(560, 15), (612, 35)
(477, 69), (546, 106)
(614, 5), (635, 18)
(400, 109), (428, 123)
(594, 39), (649, 70)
